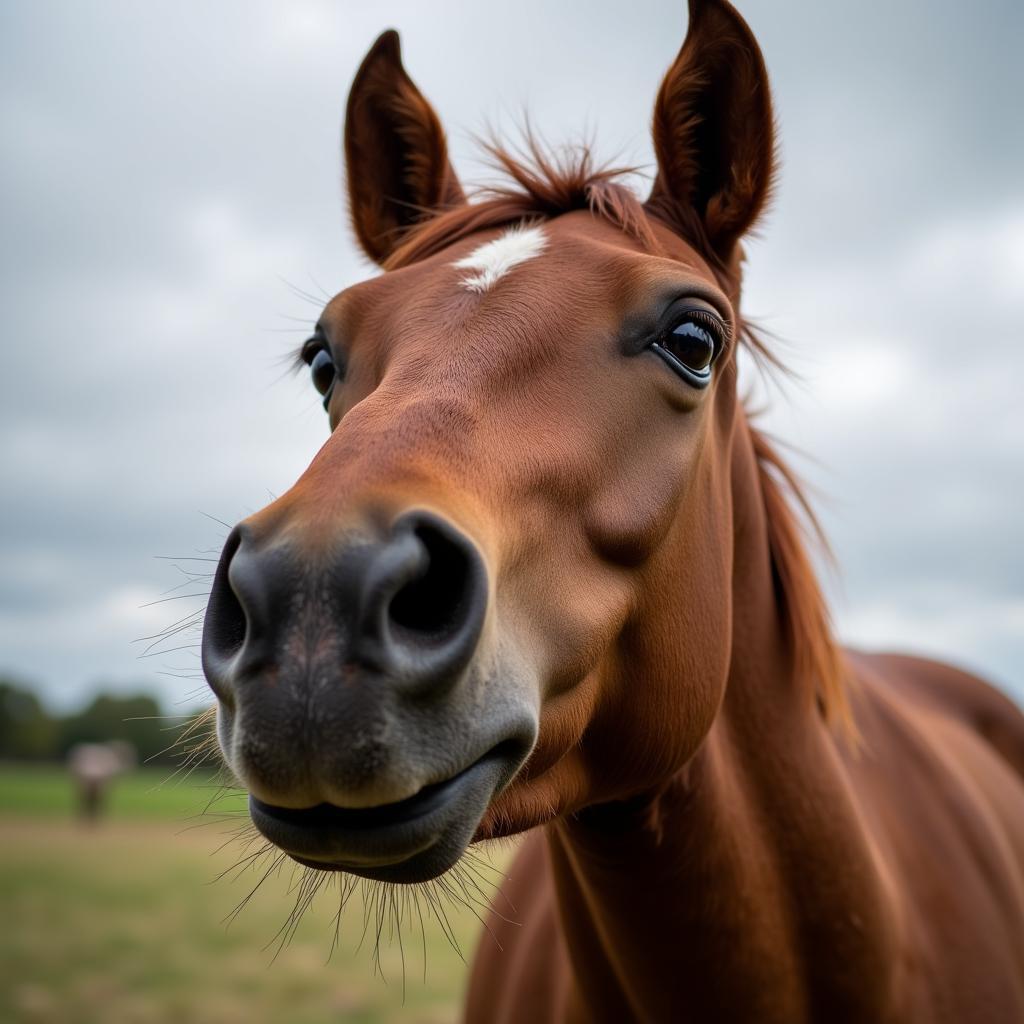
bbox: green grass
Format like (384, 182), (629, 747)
(0, 766), (511, 1023)
(0, 763), (227, 820)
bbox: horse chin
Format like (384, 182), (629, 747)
(247, 740), (527, 884)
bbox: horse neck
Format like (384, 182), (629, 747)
(545, 416), (899, 1022)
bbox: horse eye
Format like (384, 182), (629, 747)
(651, 312), (722, 384)
(309, 347), (336, 397)
(663, 320), (716, 372)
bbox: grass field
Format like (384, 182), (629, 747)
(0, 764), (229, 819)
(0, 764), (506, 1024)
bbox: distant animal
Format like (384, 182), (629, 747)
(200, 0), (1024, 1018)
(68, 740), (134, 822)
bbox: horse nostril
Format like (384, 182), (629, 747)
(388, 518), (474, 639)
(357, 511), (486, 688)
(202, 528), (248, 672)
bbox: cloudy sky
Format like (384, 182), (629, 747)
(2, 0), (1021, 714)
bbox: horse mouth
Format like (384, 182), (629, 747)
(248, 742), (518, 883)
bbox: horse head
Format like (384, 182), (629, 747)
(201, 0), (832, 884)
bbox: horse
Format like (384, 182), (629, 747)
(199, 1), (1024, 1019)
(67, 740), (135, 823)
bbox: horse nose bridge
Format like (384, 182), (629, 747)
(299, 386), (486, 500)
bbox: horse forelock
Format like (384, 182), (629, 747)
(383, 138), (661, 270)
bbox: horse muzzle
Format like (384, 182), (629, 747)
(201, 507), (537, 882)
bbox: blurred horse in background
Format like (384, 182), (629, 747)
(200, 0), (1024, 1019)
(68, 741), (135, 822)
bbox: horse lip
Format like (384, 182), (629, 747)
(248, 743), (514, 872)
(252, 767), (471, 836)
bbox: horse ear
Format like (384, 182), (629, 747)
(344, 30), (465, 264)
(645, 0), (776, 264)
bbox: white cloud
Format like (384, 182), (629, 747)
(903, 205), (1024, 309)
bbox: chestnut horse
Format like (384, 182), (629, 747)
(200, 1), (1024, 1019)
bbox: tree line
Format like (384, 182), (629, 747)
(0, 677), (211, 766)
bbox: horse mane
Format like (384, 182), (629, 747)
(749, 430), (852, 733)
(379, 139), (852, 734)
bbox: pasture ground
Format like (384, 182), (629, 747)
(0, 765), (506, 1024)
